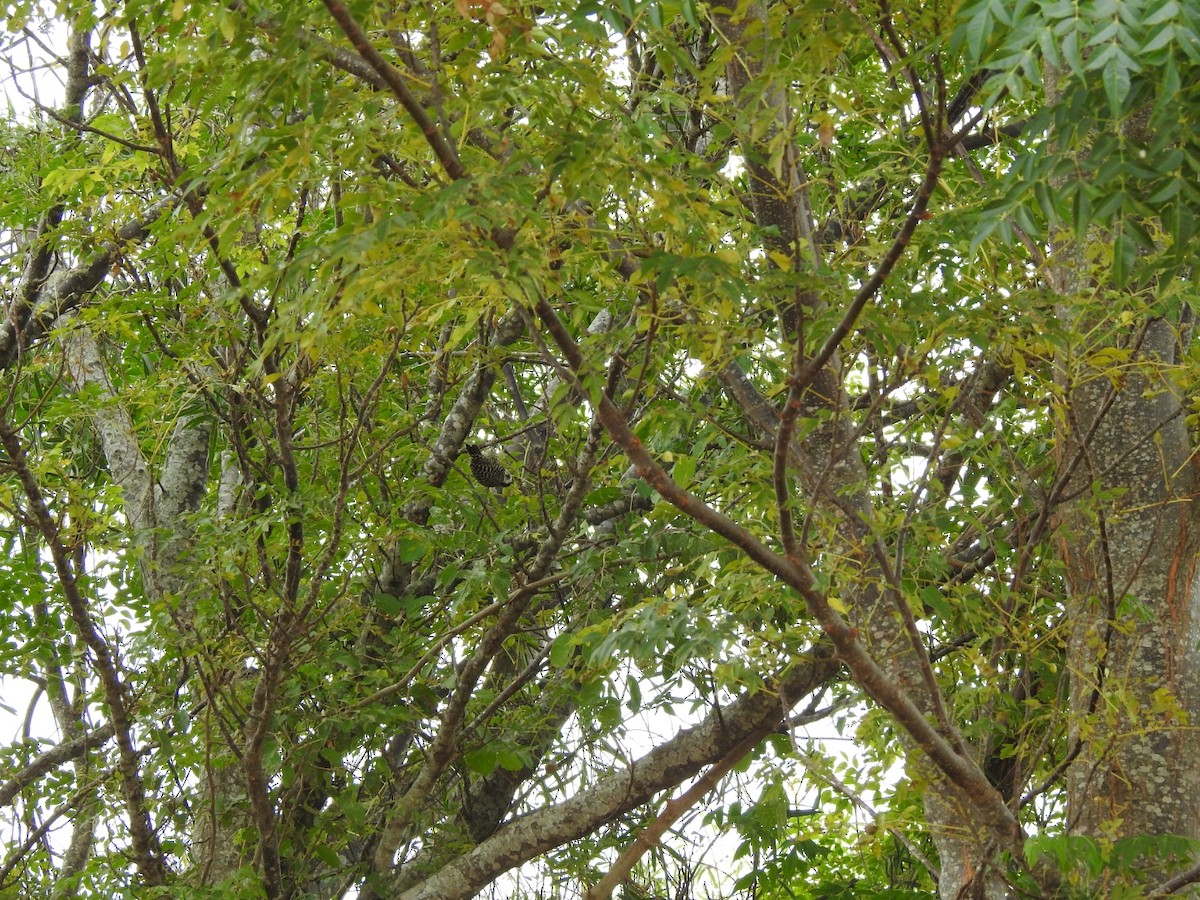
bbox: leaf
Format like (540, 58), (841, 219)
(394, 536), (427, 564)
(670, 454), (696, 487)
(313, 845), (340, 867)
(463, 747), (498, 775)
(374, 593), (405, 616)
(549, 633), (575, 667)
(1101, 50), (1135, 117)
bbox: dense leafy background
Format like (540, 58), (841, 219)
(1, 0), (1198, 898)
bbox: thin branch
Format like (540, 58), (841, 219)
(320, 0), (466, 181)
(0, 774), (108, 888)
(584, 729), (762, 900)
(530, 293), (1026, 855)
(1149, 859), (1200, 896)
(350, 574), (568, 712)
(792, 145), (946, 393)
(0, 418), (166, 885)
(31, 99), (159, 153)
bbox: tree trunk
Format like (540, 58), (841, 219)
(1058, 312), (1200, 866)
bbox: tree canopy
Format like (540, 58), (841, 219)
(1, 0), (1200, 898)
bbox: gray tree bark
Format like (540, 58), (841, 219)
(1058, 311), (1200, 865)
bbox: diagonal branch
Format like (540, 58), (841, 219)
(0, 194), (178, 371)
(584, 728), (763, 900)
(529, 294), (1027, 858)
(320, 0), (466, 182)
(791, 146), (946, 393)
(0, 724), (115, 808)
(394, 654), (837, 899)
(0, 417), (167, 886)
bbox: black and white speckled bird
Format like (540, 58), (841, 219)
(464, 444), (512, 488)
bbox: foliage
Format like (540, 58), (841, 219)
(957, 0), (1200, 282)
(0, 0), (1198, 898)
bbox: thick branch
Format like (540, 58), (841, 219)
(0, 724), (115, 808)
(530, 295), (1026, 857)
(0, 196), (176, 371)
(396, 656), (836, 899)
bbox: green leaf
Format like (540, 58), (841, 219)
(463, 747), (498, 776)
(549, 632), (575, 667)
(313, 845), (340, 868)
(394, 536), (428, 564)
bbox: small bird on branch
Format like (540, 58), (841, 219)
(463, 444), (512, 488)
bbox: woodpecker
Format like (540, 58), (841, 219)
(464, 444), (512, 488)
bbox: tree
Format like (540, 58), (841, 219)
(0, 0), (1198, 898)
